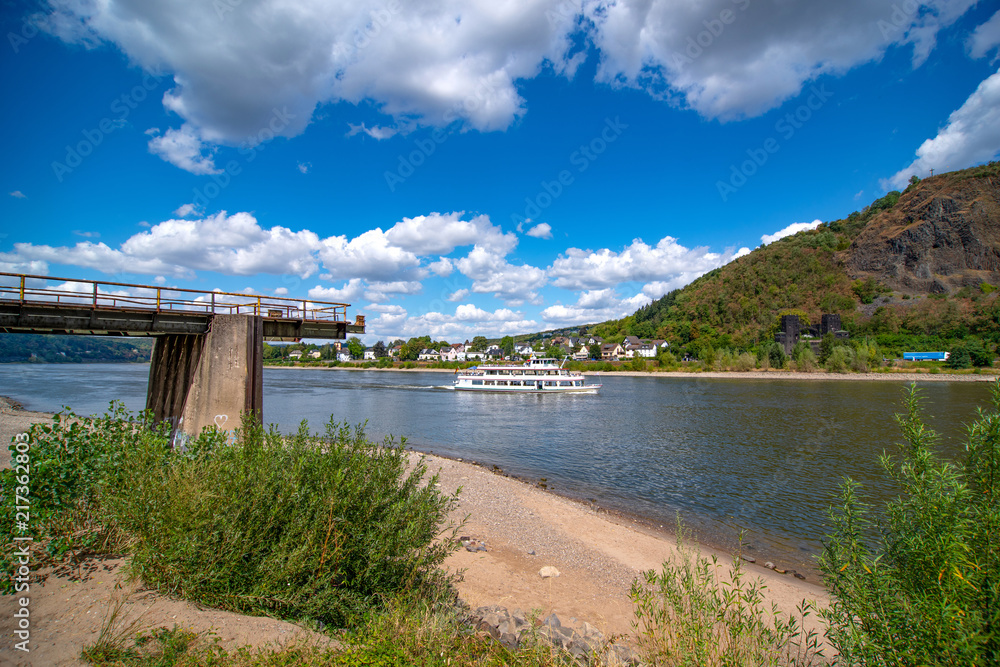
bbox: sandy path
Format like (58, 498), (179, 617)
(0, 397), (829, 665)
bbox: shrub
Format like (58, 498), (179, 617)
(112, 416), (462, 627)
(824, 346), (853, 373)
(768, 343), (788, 370)
(734, 352), (756, 372)
(947, 344), (972, 369)
(819, 384), (1000, 665)
(631, 530), (823, 666)
(793, 343), (818, 372)
(2, 407), (462, 628)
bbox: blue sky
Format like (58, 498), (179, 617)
(2, 0), (1000, 344)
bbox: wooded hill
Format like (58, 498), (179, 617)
(586, 162), (1000, 357)
(0, 334), (154, 363)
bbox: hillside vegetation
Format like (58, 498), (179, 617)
(589, 163), (1000, 360)
(0, 333), (154, 363)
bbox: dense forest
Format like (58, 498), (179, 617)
(0, 334), (154, 363)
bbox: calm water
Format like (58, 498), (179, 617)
(0, 363), (991, 573)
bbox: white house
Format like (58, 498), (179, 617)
(418, 348), (440, 361)
(288, 350), (303, 359)
(337, 351), (352, 362)
(363, 348), (376, 360)
(573, 344), (590, 361)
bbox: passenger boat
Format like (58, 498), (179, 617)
(453, 358), (601, 393)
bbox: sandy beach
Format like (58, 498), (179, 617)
(1, 396), (828, 664)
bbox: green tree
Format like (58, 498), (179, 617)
(500, 335), (514, 358)
(767, 342), (788, 369)
(469, 336), (488, 352)
(820, 385), (1000, 665)
(372, 340), (387, 358)
(968, 341), (993, 368)
(947, 344), (972, 369)
(820, 333), (836, 363)
(588, 343), (602, 360)
(346, 337), (365, 360)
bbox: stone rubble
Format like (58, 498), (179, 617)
(466, 605), (643, 666)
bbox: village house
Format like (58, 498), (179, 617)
(308, 350), (322, 359)
(439, 344), (467, 362)
(336, 351), (352, 362)
(363, 348), (376, 360)
(601, 343), (624, 360)
(418, 348), (440, 361)
(288, 350), (303, 359)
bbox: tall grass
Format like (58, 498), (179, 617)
(630, 530), (823, 667)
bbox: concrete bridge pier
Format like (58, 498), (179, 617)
(147, 314), (263, 445)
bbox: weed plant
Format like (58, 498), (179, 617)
(630, 529), (823, 666)
(819, 384), (1000, 665)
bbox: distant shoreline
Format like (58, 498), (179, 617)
(263, 363), (997, 382)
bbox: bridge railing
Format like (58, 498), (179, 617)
(0, 272), (352, 323)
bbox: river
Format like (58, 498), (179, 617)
(0, 363), (991, 574)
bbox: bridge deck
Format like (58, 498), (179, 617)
(0, 272), (364, 340)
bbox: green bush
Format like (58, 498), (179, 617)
(2, 407), (462, 629)
(819, 384), (1000, 665)
(631, 530), (822, 666)
(824, 346), (853, 373)
(111, 416), (461, 627)
(768, 342), (788, 370)
(0, 404), (187, 581)
(947, 344), (972, 369)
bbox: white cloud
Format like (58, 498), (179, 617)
(385, 212), (516, 256)
(363, 280), (423, 302)
(318, 228), (424, 282)
(884, 68), (1000, 189)
(447, 288), (469, 302)
(367, 303), (538, 340)
(44, 0), (582, 147)
(548, 236), (747, 291)
(173, 203), (201, 217)
(147, 124), (221, 174)
(297, 162), (311, 174)
(6, 211), (321, 279)
(73, 230), (101, 238)
(346, 123), (398, 140)
(39, 0), (979, 176)
(9, 190), (26, 199)
(273, 286), (289, 296)
(541, 289), (651, 327)
(122, 212), (321, 278)
(455, 246), (547, 304)
(760, 219), (822, 245)
(525, 222), (552, 239)
(428, 257), (454, 277)
(969, 10), (1000, 60)
(585, 0), (976, 120)
(309, 279), (367, 303)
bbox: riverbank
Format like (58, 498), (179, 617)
(1, 397), (829, 663)
(264, 362), (997, 382)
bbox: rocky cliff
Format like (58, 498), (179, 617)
(843, 165), (1000, 294)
